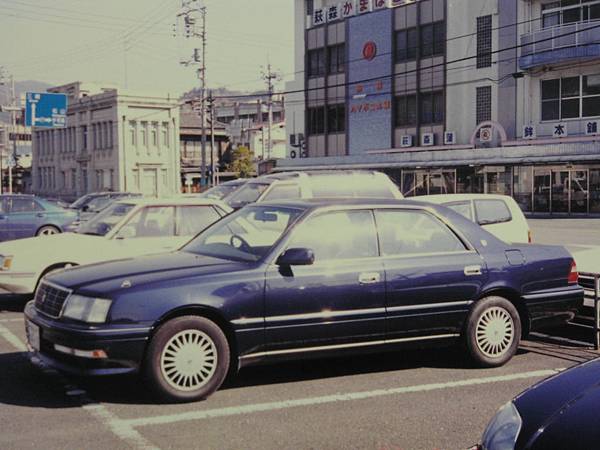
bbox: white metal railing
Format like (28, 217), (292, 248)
(520, 20), (600, 57)
(578, 271), (600, 350)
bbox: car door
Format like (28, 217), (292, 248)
(375, 208), (487, 340)
(264, 209), (386, 352)
(7, 197), (46, 240)
(112, 206), (177, 256)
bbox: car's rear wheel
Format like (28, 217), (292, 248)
(144, 316), (230, 402)
(36, 225), (60, 236)
(465, 296), (521, 367)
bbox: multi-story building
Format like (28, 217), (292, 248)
(32, 82), (180, 199)
(283, 0), (600, 215)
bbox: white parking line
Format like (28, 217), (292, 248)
(0, 318), (24, 323)
(0, 323), (160, 450)
(530, 332), (594, 348)
(123, 368), (563, 428)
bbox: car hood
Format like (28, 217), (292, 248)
(514, 358), (600, 449)
(46, 251), (250, 296)
(0, 232), (102, 256)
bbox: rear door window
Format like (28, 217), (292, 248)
(125, 206), (175, 237)
(474, 200), (512, 225)
(9, 198), (43, 213)
(262, 184), (301, 201)
(375, 209), (466, 256)
(176, 206), (222, 236)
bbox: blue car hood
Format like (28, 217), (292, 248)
(46, 251), (250, 296)
(514, 358), (600, 449)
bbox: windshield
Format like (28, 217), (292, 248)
(201, 184), (237, 200)
(84, 196), (113, 212)
(183, 205), (304, 262)
(77, 202), (136, 236)
(226, 182), (271, 207)
(69, 194), (96, 210)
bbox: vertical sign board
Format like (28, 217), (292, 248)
(347, 8), (393, 154)
(25, 92), (67, 128)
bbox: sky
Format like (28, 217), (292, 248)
(0, 0), (295, 98)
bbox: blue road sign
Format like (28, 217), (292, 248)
(25, 92), (67, 128)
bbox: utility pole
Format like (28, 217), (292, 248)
(208, 91), (216, 185)
(176, 0), (207, 187)
(9, 75), (16, 194)
(261, 63), (281, 160)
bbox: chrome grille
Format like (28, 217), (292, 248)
(34, 282), (71, 318)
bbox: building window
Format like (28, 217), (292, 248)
(327, 104), (345, 133)
(308, 48), (326, 77)
(306, 0), (314, 16)
(476, 86), (492, 124)
(420, 21), (445, 58)
(542, 0), (600, 28)
(307, 106), (325, 135)
(129, 121), (136, 146)
(108, 121), (113, 148)
(162, 122), (170, 147)
(328, 44), (345, 74)
(541, 75), (600, 120)
(140, 122), (147, 146)
(395, 95), (417, 126)
(476, 15), (492, 69)
(420, 91), (444, 125)
(395, 28), (417, 62)
(151, 123), (158, 146)
(81, 125), (88, 150)
(71, 169), (77, 190)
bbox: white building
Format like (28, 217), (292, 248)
(282, 0), (600, 215)
(32, 82), (180, 200)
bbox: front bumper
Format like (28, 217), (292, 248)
(523, 285), (585, 330)
(24, 301), (152, 376)
(0, 272), (37, 295)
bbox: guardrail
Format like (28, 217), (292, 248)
(579, 272), (600, 350)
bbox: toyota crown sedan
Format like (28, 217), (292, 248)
(24, 199), (583, 402)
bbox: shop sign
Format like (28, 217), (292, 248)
(421, 133), (434, 146)
(400, 135), (413, 147)
(310, 0), (421, 28)
(443, 131), (456, 145)
(552, 122), (567, 138)
(358, 0), (372, 14)
(479, 127), (493, 142)
(312, 8), (327, 26)
(522, 125), (536, 139)
(585, 120), (599, 135)
(340, 1), (356, 19)
(373, 0), (389, 9)
(327, 4), (341, 22)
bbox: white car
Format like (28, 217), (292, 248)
(0, 197), (231, 296)
(415, 194), (531, 244)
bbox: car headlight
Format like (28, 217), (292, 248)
(481, 401), (522, 450)
(62, 294), (112, 323)
(0, 255), (13, 271)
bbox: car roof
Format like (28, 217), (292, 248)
(246, 170), (386, 184)
(415, 194), (514, 203)
(254, 198), (437, 210)
(113, 196), (231, 209)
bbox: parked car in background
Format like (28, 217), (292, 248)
(0, 197), (231, 296)
(474, 358), (600, 450)
(199, 179), (249, 200)
(0, 194), (78, 242)
(66, 192), (143, 232)
(416, 194), (531, 243)
(25, 199), (582, 402)
(224, 170), (403, 209)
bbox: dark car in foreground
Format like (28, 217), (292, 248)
(25, 199), (583, 402)
(475, 358), (600, 450)
(0, 194), (78, 241)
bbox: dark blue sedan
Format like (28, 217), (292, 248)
(24, 199), (583, 402)
(0, 194), (78, 241)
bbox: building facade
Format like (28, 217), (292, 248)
(32, 82), (180, 200)
(283, 0), (600, 215)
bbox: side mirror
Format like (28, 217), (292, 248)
(115, 224), (136, 240)
(276, 248), (315, 266)
(81, 205), (89, 212)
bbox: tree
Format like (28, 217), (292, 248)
(228, 146), (254, 178)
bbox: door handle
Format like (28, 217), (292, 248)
(359, 272), (381, 285)
(464, 265), (482, 276)
(36, 213), (45, 218)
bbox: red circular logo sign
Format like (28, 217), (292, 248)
(363, 41), (377, 61)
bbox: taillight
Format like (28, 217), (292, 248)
(568, 260), (578, 284)
(528, 230), (532, 243)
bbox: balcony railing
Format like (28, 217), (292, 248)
(519, 20), (600, 70)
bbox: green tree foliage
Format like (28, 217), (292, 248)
(228, 146), (254, 178)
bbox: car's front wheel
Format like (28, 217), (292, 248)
(36, 225), (60, 236)
(465, 296), (521, 367)
(144, 316), (230, 402)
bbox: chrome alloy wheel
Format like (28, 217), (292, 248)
(475, 306), (515, 358)
(38, 227), (58, 236)
(160, 329), (218, 392)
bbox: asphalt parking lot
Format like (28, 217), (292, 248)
(1, 217), (599, 450)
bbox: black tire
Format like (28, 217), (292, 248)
(36, 225), (60, 236)
(464, 296), (521, 367)
(144, 316), (230, 402)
